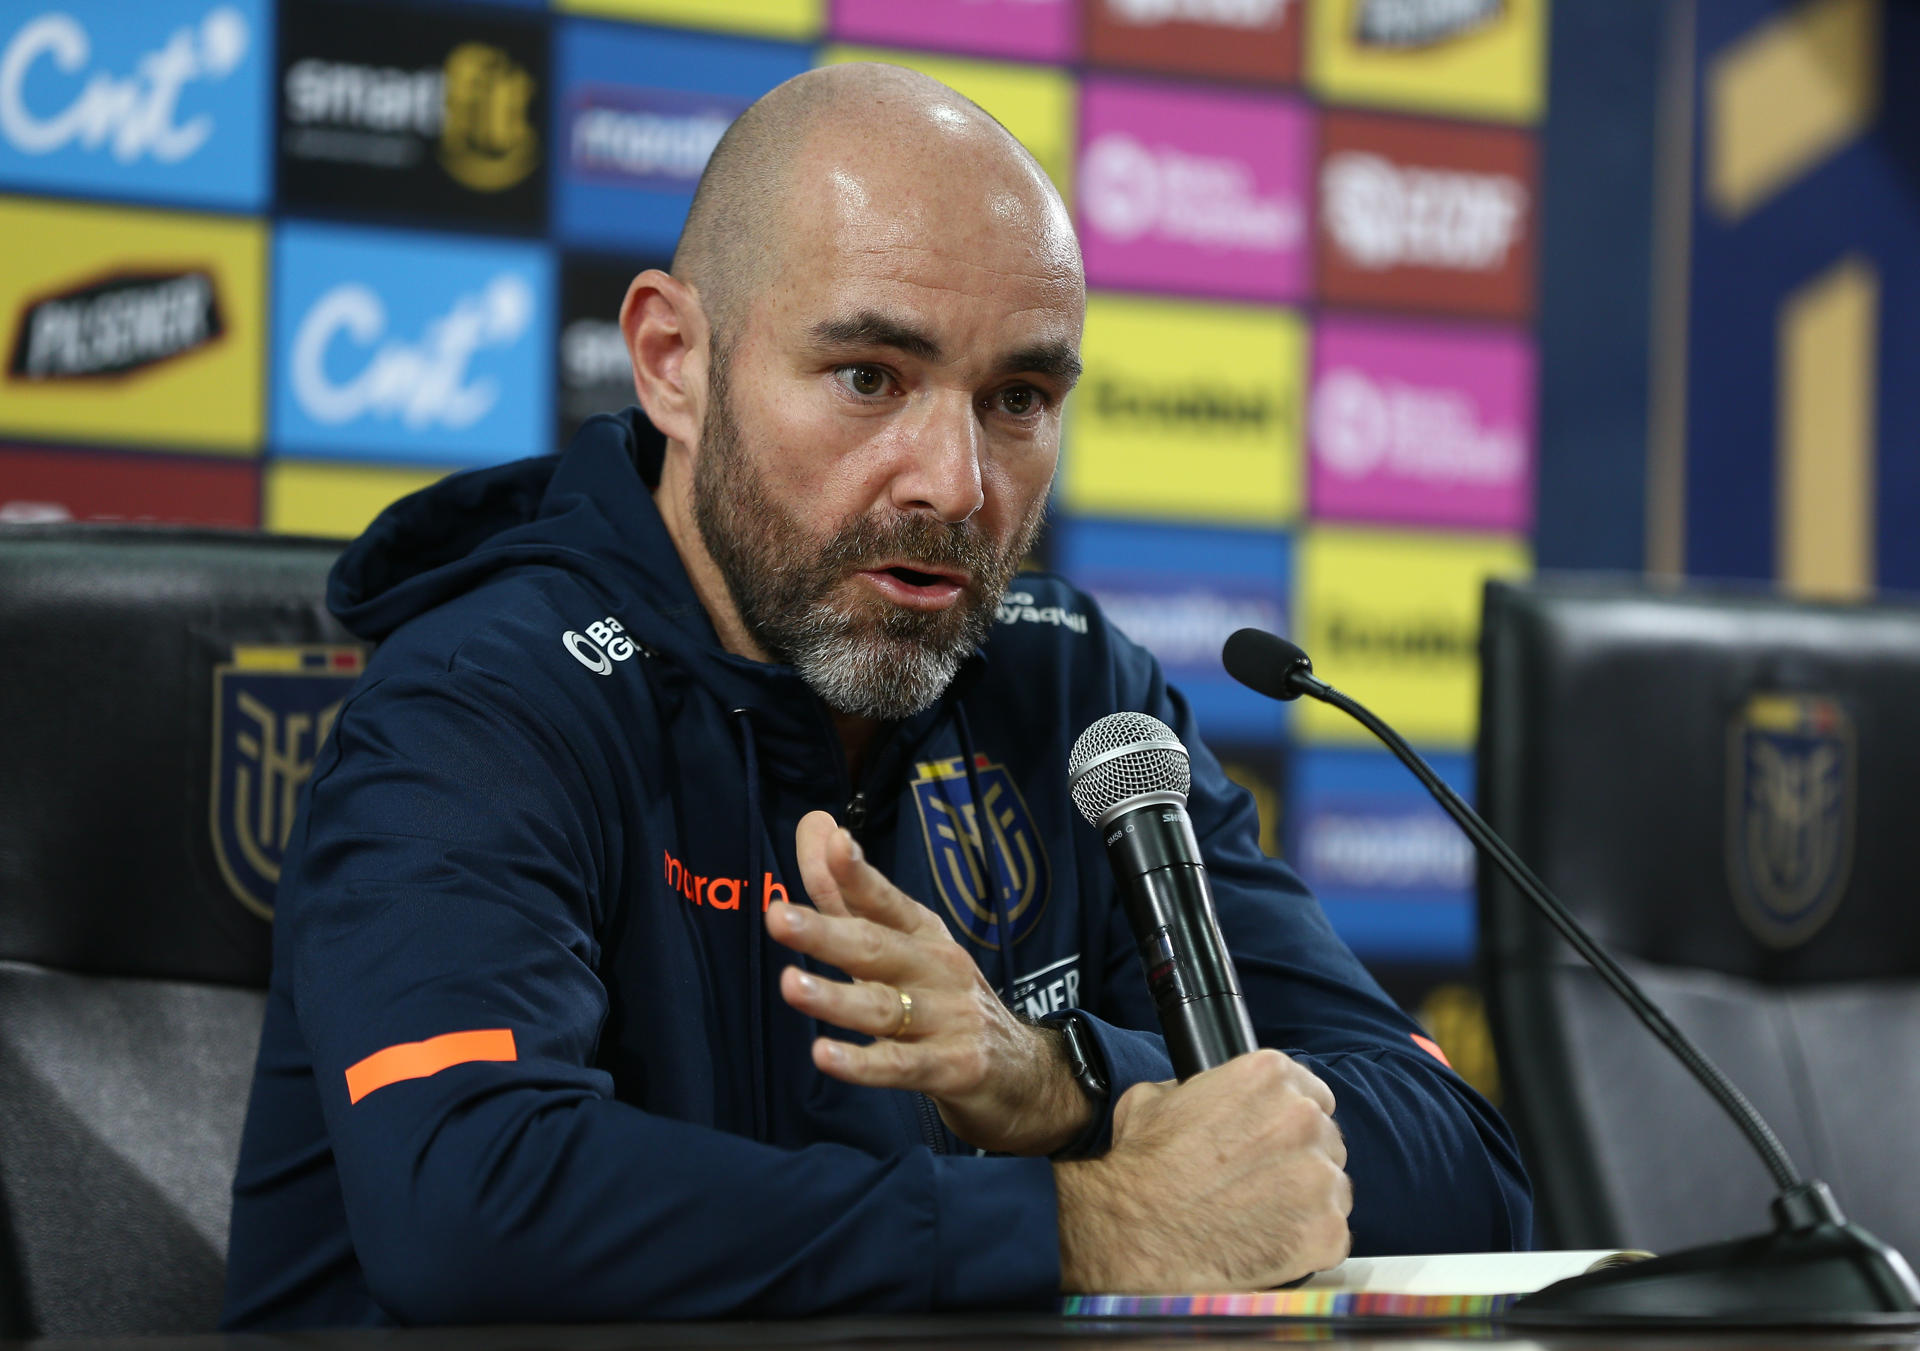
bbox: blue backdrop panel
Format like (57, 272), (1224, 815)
(271, 221), (555, 465)
(0, 0), (273, 211)
(1288, 745), (1476, 963)
(1054, 517), (1291, 745)
(552, 19), (813, 256)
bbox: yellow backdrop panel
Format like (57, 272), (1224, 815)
(1295, 525), (1532, 748)
(1062, 293), (1305, 525)
(266, 461), (452, 540)
(554, 0), (822, 40)
(0, 197), (266, 454)
(818, 45), (1076, 204)
(1308, 0), (1547, 125)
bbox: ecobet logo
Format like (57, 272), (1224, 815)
(1063, 294), (1304, 525)
(8, 269), (223, 381)
(284, 41), (537, 192)
(290, 273), (534, 431)
(1323, 153), (1526, 273)
(1295, 526), (1529, 748)
(0, 6), (249, 165)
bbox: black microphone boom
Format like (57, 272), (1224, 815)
(1223, 626), (1920, 1326)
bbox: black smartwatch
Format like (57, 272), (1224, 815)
(1039, 1010), (1109, 1158)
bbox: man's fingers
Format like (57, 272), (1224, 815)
(822, 832), (945, 937)
(795, 810), (853, 917)
(811, 1034), (931, 1090)
(766, 902), (919, 981)
(1288, 1058), (1338, 1117)
(779, 965), (918, 1039)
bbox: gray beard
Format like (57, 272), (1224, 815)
(690, 351), (1045, 721)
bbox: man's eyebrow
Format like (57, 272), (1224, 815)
(808, 312), (943, 362)
(1000, 341), (1083, 387)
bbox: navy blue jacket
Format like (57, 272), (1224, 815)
(222, 410), (1529, 1328)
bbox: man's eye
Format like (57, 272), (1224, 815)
(997, 386), (1043, 417)
(838, 365), (891, 397)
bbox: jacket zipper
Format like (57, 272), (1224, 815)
(843, 790), (869, 835)
(915, 1092), (949, 1154)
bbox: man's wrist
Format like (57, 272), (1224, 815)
(1036, 1011), (1109, 1159)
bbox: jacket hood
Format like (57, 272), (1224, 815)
(327, 409), (980, 789)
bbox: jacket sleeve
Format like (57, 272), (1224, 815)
(284, 663), (1057, 1324)
(1061, 646), (1533, 1256)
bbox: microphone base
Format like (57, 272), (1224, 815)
(1508, 1219), (1920, 1328)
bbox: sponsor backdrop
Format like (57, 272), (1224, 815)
(0, 0), (1552, 1094)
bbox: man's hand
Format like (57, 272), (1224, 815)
(1055, 1051), (1351, 1292)
(766, 810), (1093, 1156)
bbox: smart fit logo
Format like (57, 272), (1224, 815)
(663, 848), (787, 912)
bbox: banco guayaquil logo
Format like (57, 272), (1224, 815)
(212, 644), (365, 920)
(0, 0), (270, 209)
(1726, 691), (1856, 949)
(910, 754), (1050, 950)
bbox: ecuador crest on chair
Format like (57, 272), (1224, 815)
(212, 644), (366, 920)
(910, 754), (1050, 950)
(1726, 692), (1855, 949)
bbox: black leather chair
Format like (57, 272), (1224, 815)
(0, 524), (354, 1336)
(1478, 576), (1920, 1263)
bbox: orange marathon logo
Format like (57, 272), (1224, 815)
(663, 848), (787, 912)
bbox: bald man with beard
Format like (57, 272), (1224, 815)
(223, 64), (1529, 1329)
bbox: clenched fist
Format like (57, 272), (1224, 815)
(1055, 1050), (1351, 1291)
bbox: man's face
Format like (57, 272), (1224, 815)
(689, 146), (1083, 720)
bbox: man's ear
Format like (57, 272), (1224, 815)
(620, 269), (707, 448)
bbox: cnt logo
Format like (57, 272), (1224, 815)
(290, 272), (533, 430)
(0, 5), (249, 164)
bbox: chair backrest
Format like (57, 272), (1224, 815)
(0, 524), (354, 1336)
(1477, 576), (1920, 1263)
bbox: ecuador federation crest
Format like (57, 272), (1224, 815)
(1726, 692), (1855, 948)
(211, 645), (366, 920)
(910, 754), (1050, 950)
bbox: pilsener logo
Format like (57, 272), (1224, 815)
(9, 269), (223, 381)
(0, 0), (268, 209)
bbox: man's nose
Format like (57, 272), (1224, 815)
(889, 394), (986, 524)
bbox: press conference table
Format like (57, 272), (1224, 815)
(14, 1313), (1920, 1351)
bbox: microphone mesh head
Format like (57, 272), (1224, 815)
(1067, 712), (1191, 827)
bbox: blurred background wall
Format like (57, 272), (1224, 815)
(1, 0), (1911, 1104)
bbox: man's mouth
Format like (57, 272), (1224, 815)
(855, 561), (968, 611)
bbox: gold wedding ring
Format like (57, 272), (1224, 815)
(892, 987), (914, 1037)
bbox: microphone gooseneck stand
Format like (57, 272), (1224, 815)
(1221, 626), (1920, 1327)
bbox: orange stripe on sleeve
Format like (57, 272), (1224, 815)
(1410, 1033), (1453, 1069)
(345, 1028), (518, 1105)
